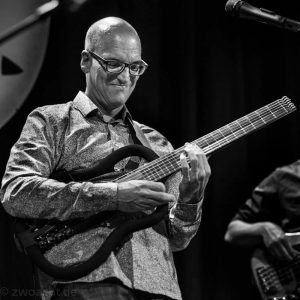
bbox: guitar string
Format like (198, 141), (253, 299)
(115, 98), (295, 183)
(116, 99), (294, 183)
(176, 97), (294, 156)
(199, 104), (290, 154)
(257, 257), (300, 284)
(118, 101), (293, 183)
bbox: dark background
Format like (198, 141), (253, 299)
(1, 0), (300, 299)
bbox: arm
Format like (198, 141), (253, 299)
(225, 219), (295, 260)
(0, 108), (119, 221)
(1, 108), (174, 221)
(225, 219), (276, 247)
(166, 143), (211, 251)
(224, 171), (296, 261)
(119, 123), (210, 251)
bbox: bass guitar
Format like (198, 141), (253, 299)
(251, 232), (300, 300)
(15, 96), (296, 280)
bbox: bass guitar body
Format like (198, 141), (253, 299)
(251, 232), (300, 300)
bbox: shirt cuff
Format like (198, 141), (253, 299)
(81, 181), (119, 212)
(171, 200), (202, 223)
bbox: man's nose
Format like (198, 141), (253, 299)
(118, 66), (131, 82)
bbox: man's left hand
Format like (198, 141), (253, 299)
(179, 143), (211, 203)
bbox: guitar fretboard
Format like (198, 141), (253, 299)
(116, 96), (296, 183)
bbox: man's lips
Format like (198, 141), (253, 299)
(110, 84), (128, 89)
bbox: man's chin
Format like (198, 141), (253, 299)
(108, 93), (129, 107)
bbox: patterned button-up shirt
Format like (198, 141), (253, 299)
(1, 91), (203, 300)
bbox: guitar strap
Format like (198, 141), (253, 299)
(51, 115), (152, 182)
(125, 115), (169, 238)
(125, 116), (152, 149)
(122, 116), (154, 172)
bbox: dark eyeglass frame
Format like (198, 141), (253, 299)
(87, 50), (148, 76)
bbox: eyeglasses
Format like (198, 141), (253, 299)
(87, 50), (148, 76)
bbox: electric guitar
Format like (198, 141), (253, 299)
(15, 96), (296, 280)
(251, 232), (300, 300)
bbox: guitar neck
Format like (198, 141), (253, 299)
(117, 97), (296, 183)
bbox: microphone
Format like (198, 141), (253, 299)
(225, 0), (300, 32)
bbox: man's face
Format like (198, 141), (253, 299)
(86, 33), (141, 112)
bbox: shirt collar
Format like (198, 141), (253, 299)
(73, 91), (132, 123)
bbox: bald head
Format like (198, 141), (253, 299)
(81, 17), (144, 115)
(84, 17), (141, 53)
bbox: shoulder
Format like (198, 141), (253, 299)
(273, 159), (300, 181)
(278, 160), (300, 173)
(256, 160), (300, 190)
(30, 102), (73, 119)
(27, 101), (74, 126)
(133, 121), (174, 155)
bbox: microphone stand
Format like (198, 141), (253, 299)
(0, 0), (60, 45)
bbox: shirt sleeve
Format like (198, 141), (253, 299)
(165, 171), (202, 252)
(0, 108), (118, 221)
(232, 169), (283, 225)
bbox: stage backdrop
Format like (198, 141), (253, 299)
(1, 0), (300, 299)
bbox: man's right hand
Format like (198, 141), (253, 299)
(260, 222), (296, 261)
(117, 180), (175, 212)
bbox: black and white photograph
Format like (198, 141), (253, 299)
(1, 1), (300, 299)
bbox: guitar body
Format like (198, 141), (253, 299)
(251, 232), (300, 300)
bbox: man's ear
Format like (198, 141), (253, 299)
(80, 50), (91, 73)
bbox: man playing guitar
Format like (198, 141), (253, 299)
(225, 159), (300, 300)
